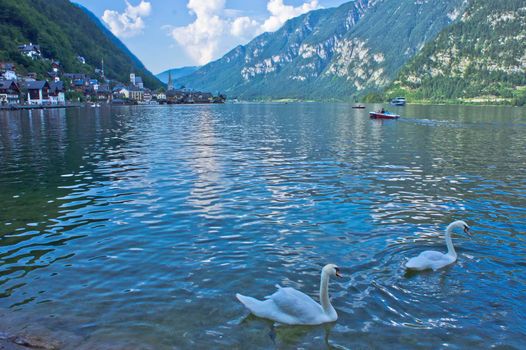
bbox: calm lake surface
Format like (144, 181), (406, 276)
(0, 103), (525, 349)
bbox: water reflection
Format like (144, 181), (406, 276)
(0, 104), (525, 349)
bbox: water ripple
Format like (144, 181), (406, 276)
(0, 104), (524, 349)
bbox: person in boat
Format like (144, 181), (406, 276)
(380, 108), (385, 113)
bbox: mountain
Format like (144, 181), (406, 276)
(156, 66), (200, 85)
(388, 0), (526, 105)
(0, 0), (162, 89)
(178, 0), (467, 100)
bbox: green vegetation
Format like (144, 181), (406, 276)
(388, 0), (526, 106)
(0, 0), (162, 88)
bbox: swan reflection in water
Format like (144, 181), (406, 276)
(240, 313), (338, 349)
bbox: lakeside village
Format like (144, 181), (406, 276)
(0, 43), (226, 109)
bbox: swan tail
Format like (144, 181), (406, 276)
(236, 293), (266, 314)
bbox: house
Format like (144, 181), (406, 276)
(51, 60), (60, 73)
(18, 43), (41, 59)
(143, 90), (152, 102)
(96, 84), (111, 101)
(48, 81), (65, 104)
(64, 73), (88, 81)
(1, 62), (17, 80)
(166, 89), (185, 104)
(89, 79), (99, 92)
(47, 71), (60, 82)
(0, 80), (20, 105)
(26, 81), (50, 105)
(193, 92), (213, 103)
(129, 87), (144, 101)
(155, 91), (166, 101)
(25, 72), (38, 82)
(112, 86), (129, 99)
(73, 79), (88, 92)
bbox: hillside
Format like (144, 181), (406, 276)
(388, 0), (526, 105)
(156, 66), (200, 85)
(0, 0), (162, 89)
(178, 0), (466, 100)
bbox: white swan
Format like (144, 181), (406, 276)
(405, 220), (472, 271)
(236, 264), (342, 325)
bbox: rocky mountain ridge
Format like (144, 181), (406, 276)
(179, 0), (467, 100)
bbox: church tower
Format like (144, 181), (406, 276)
(167, 70), (174, 91)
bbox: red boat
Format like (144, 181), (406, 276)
(369, 111), (400, 119)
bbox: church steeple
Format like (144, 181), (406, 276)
(167, 70), (173, 91)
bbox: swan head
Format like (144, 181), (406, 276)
(323, 264), (342, 278)
(449, 220), (472, 237)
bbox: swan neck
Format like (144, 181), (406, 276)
(319, 271), (333, 313)
(445, 225), (457, 257)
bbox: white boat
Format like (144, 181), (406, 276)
(390, 97), (406, 106)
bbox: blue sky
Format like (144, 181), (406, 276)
(74, 0), (349, 74)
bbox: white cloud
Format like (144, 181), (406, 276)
(168, 0), (320, 65)
(262, 0), (319, 32)
(102, 0), (152, 38)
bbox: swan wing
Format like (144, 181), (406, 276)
(237, 287), (323, 325)
(269, 287), (323, 322)
(406, 250), (454, 270)
(419, 250), (448, 261)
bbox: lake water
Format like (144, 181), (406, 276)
(0, 103), (525, 349)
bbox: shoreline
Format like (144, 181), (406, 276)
(0, 103), (82, 111)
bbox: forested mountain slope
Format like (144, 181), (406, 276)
(388, 0), (526, 105)
(0, 0), (162, 88)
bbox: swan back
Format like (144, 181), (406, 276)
(406, 250), (456, 271)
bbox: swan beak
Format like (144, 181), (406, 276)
(335, 271), (342, 278)
(464, 226), (472, 237)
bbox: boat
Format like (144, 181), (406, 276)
(352, 105), (366, 109)
(369, 111), (400, 119)
(390, 97), (406, 106)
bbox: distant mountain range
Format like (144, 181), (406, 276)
(178, 0), (467, 100)
(388, 0), (526, 105)
(0, 0), (162, 89)
(156, 66), (200, 85)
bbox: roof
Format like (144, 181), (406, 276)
(135, 76), (143, 83)
(112, 86), (128, 92)
(64, 73), (87, 80)
(49, 81), (64, 92)
(26, 81), (49, 90)
(0, 80), (18, 90)
(98, 84), (110, 93)
(18, 44), (40, 51)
